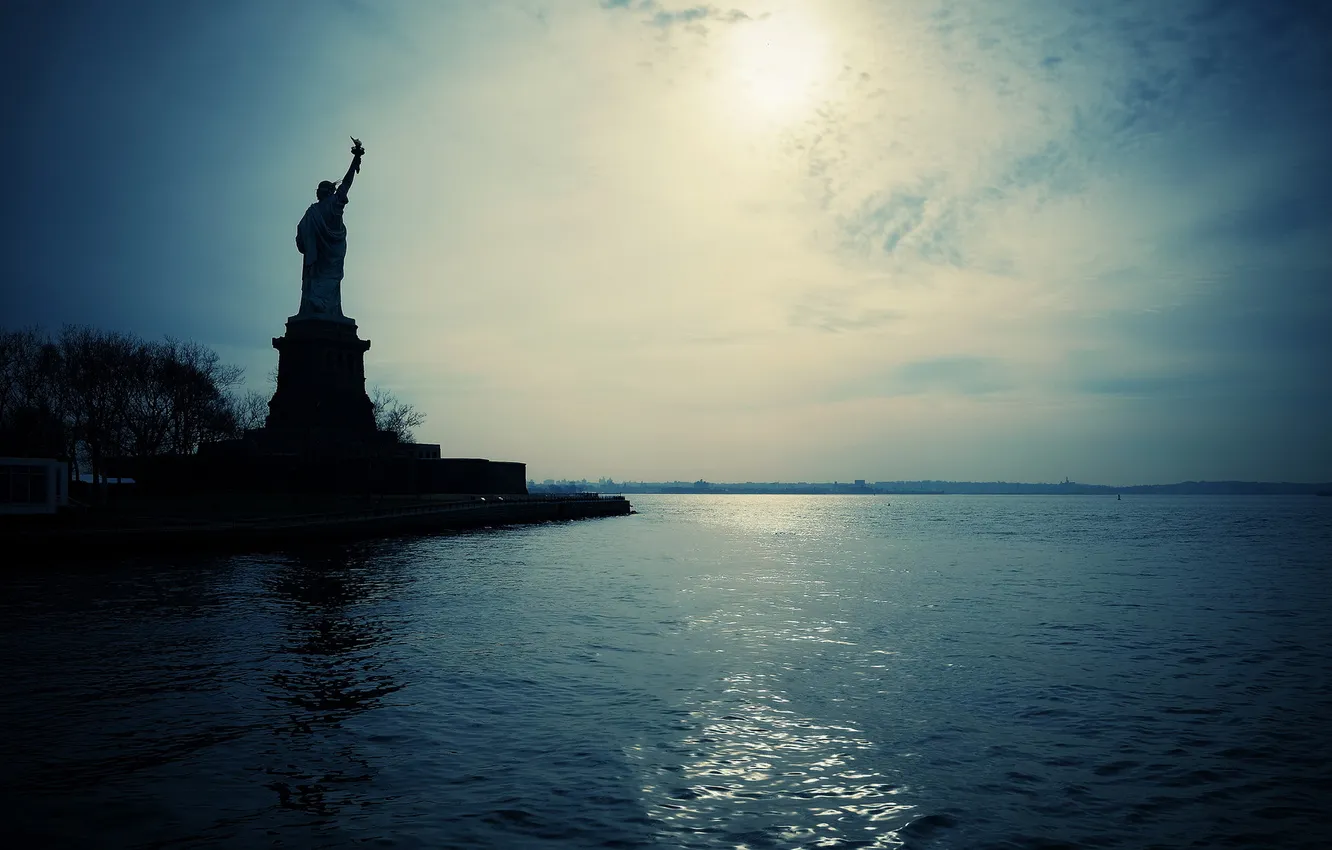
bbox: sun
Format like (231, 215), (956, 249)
(721, 8), (832, 121)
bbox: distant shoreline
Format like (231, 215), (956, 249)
(530, 481), (1332, 497)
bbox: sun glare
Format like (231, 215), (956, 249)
(722, 8), (832, 121)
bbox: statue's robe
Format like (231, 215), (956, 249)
(295, 193), (350, 320)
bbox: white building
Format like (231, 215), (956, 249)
(0, 458), (69, 515)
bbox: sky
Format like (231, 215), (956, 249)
(3, 0), (1330, 485)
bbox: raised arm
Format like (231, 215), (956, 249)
(336, 138), (366, 203)
(335, 155), (361, 202)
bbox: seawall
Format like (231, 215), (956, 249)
(5, 493), (633, 561)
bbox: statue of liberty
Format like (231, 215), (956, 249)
(294, 138), (365, 323)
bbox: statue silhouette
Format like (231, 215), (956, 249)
(294, 139), (366, 323)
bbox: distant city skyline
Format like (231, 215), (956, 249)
(530, 476), (1332, 494)
(5, 1), (1330, 484)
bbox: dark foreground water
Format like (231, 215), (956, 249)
(2, 495), (1331, 849)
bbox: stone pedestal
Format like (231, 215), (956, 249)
(174, 312), (511, 493)
(266, 318), (377, 440)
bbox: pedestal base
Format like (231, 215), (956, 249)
(266, 318), (377, 439)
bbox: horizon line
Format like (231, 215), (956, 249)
(530, 478), (1332, 489)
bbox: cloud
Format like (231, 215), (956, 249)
(790, 306), (901, 334)
(841, 192), (928, 256)
(601, 0), (748, 30)
(824, 357), (1015, 403)
(893, 356), (1013, 396)
(1072, 372), (1228, 400)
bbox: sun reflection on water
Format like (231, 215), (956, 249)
(629, 496), (940, 845)
(634, 670), (916, 847)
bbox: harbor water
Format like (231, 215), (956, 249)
(2, 494), (1330, 848)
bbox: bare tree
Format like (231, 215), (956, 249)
(229, 389), (270, 433)
(2, 324), (248, 481)
(157, 337), (243, 455)
(57, 324), (145, 483)
(0, 328), (29, 426)
(122, 339), (174, 459)
(0, 327), (66, 459)
(370, 385), (426, 443)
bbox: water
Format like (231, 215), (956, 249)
(2, 495), (1330, 848)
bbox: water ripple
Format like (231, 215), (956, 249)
(1, 496), (1329, 848)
